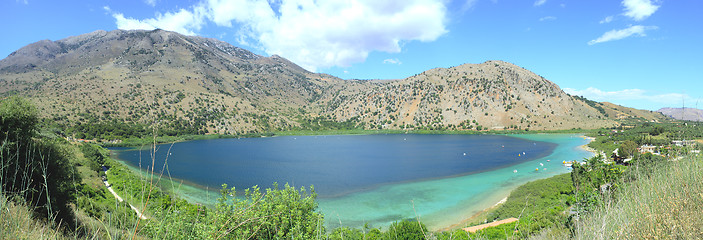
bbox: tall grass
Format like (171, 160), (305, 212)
(0, 193), (67, 240)
(575, 155), (703, 239)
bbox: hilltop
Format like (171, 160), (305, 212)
(0, 29), (667, 138)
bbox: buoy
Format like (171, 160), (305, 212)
(519, 154), (521, 157)
(463, 152), (467, 156)
(535, 168), (539, 171)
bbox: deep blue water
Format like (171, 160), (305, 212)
(114, 134), (555, 198)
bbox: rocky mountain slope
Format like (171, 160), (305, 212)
(658, 107), (703, 121)
(0, 29), (665, 136)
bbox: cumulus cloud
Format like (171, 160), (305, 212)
(622, 0), (660, 21)
(534, 0), (547, 7)
(109, 7), (206, 36)
(383, 58), (402, 65)
(107, 0), (448, 72)
(539, 16), (556, 21)
(217, 0), (448, 71)
(588, 25), (657, 45)
(599, 16), (613, 24)
(563, 87), (692, 106)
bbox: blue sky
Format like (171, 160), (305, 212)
(1, 0), (701, 111)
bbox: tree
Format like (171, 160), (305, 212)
(0, 97), (79, 226)
(618, 140), (638, 159)
(0, 96), (38, 142)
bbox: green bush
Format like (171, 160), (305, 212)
(384, 220), (428, 240)
(0, 97), (79, 226)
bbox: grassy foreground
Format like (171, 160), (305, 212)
(575, 154), (703, 239)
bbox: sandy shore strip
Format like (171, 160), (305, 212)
(580, 136), (602, 156)
(438, 196), (509, 231)
(463, 217), (518, 233)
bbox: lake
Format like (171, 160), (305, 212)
(113, 133), (593, 230)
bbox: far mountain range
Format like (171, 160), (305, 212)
(657, 108), (703, 122)
(0, 29), (669, 136)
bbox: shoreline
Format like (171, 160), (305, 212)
(580, 136), (601, 156)
(437, 135), (594, 232)
(438, 197), (508, 231)
(102, 128), (595, 147)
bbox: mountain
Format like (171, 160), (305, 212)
(658, 107), (703, 121)
(0, 29), (664, 136)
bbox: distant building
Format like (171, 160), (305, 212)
(639, 145), (657, 154)
(672, 140), (696, 147)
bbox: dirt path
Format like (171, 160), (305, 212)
(462, 218), (518, 233)
(103, 179), (147, 220)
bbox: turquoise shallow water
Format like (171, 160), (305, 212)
(111, 133), (592, 230)
(316, 134), (593, 230)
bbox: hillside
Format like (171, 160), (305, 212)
(658, 107), (703, 121)
(0, 29), (661, 137)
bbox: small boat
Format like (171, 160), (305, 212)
(463, 152), (467, 156)
(547, 159), (551, 162)
(513, 169), (518, 173)
(539, 163), (544, 166)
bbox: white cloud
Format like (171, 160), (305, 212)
(110, 7), (206, 36)
(108, 0), (448, 72)
(588, 25), (657, 45)
(383, 58), (402, 65)
(622, 0), (660, 21)
(534, 0), (547, 7)
(539, 16), (556, 21)
(599, 16), (613, 24)
(208, 0), (448, 71)
(563, 87), (693, 106)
